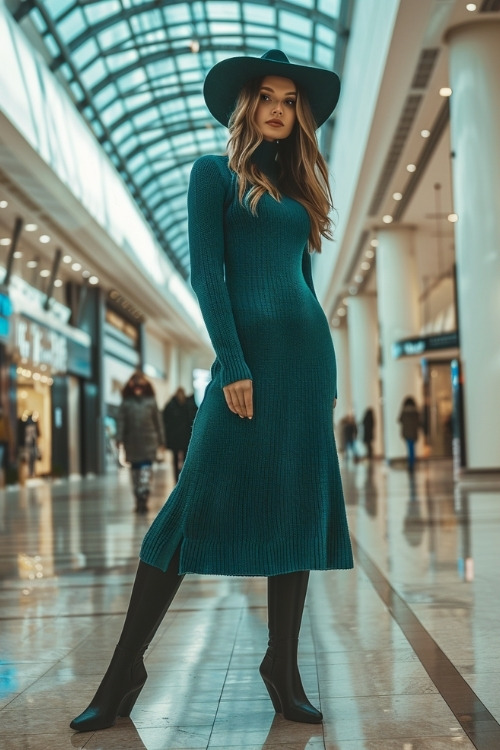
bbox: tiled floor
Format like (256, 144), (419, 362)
(1, 458), (500, 749)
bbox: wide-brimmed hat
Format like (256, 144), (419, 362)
(203, 49), (340, 129)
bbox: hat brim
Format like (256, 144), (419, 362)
(203, 55), (340, 129)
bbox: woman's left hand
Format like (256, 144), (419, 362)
(223, 379), (253, 419)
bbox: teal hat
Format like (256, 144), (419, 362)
(203, 49), (341, 129)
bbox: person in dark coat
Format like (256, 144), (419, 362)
(398, 396), (420, 473)
(162, 387), (198, 482)
(71, 49), (352, 733)
(343, 414), (358, 461)
(361, 408), (375, 459)
(116, 372), (164, 513)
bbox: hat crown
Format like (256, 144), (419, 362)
(260, 49), (290, 64)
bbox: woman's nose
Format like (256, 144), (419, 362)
(272, 102), (283, 115)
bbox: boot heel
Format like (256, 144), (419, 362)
(118, 683), (144, 717)
(261, 674), (282, 713)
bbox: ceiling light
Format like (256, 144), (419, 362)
(0, 238), (11, 246)
(62, 254), (72, 263)
(393, 192), (403, 201)
(40, 269), (51, 278)
(370, 239), (378, 247)
(337, 307), (346, 317)
(0, 200), (8, 208)
(82, 270), (91, 278)
(331, 317), (340, 327)
(71, 262), (82, 271)
(190, 39), (200, 53)
(39, 234), (51, 243)
(25, 223), (38, 231)
(361, 261), (371, 271)
(89, 275), (99, 285)
(420, 129), (430, 138)
(365, 250), (374, 259)
(54, 279), (63, 287)
(439, 87), (452, 97)
(27, 260), (38, 268)
(466, 3), (477, 10)
(406, 164), (416, 173)
(354, 274), (364, 284)
(382, 215), (393, 224)
(448, 213), (458, 223)
(13, 251), (23, 258)
(348, 286), (358, 295)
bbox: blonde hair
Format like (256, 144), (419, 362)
(226, 78), (333, 253)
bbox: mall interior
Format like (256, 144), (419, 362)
(0, 0), (499, 748)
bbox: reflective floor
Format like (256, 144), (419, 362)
(1, 458), (500, 749)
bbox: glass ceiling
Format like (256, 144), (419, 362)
(13, 0), (350, 280)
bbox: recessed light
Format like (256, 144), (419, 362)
(370, 239), (378, 247)
(354, 274), (364, 284)
(331, 318), (340, 327)
(27, 260), (38, 268)
(25, 223), (38, 231)
(82, 270), (91, 278)
(54, 279), (63, 287)
(39, 234), (51, 243)
(448, 213), (458, 223)
(337, 308), (346, 317)
(406, 164), (416, 173)
(190, 39), (200, 53)
(89, 275), (99, 285)
(349, 286), (358, 295)
(0, 238), (11, 246)
(0, 200), (8, 208)
(382, 215), (393, 224)
(62, 254), (72, 263)
(439, 87), (452, 97)
(420, 129), (431, 138)
(13, 250), (23, 258)
(40, 269), (51, 277)
(366, 250), (374, 259)
(361, 261), (371, 271)
(71, 262), (82, 271)
(466, 3), (477, 10)
(393, 192), (403, 201)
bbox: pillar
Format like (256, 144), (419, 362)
(446, 19), (500, 470)
(347, 294), (383, 457)
(376, 227), (421, 461)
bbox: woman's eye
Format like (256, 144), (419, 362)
(286, 99), (296, 107)
(260, 93), (270, 101)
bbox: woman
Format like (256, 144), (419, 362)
(116, 372), (164, 513)
(398, 396), (421, 473)
(71, 49), (353, 732)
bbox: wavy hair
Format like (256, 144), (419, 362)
(226, 77), (334, 252)
(122, 371), (155, 399)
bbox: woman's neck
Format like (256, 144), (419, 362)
(252, 140), (280, 182)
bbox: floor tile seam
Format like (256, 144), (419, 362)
(0, 604), (242, 622)
(351, 532), (500, 750)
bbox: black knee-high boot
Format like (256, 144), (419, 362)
(70, 547), (184, 732)
(259, 571), (322, 724)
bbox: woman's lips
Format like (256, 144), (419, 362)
(266, 120), (283, 127)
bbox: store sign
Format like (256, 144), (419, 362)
(14, 317), (68, 372)
(0, 291), (12, 340)
(392, 331), (459, 359)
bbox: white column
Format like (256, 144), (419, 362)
(376, 227), (421, 461)
(347, 294), (383, 457)
(446, 19), (500, 470)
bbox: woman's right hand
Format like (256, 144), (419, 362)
(223, 379), (253, 419)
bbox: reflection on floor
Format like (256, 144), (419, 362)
(1, 459), (500, 749)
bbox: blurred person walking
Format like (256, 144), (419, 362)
(361, 407), (375, 459)
(71, 49), (352, 733)
(162, 387), (198, 482)
(343, 414), (358, 461)
(398, 396), (421, 473)
(116, 372), (164, 514)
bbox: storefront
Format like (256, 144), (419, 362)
(1, 275), (91, 480)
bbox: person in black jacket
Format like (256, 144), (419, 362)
(162, 388), (198, 482)
(361, 408), (375, 460)
(398, 396), (421, 473)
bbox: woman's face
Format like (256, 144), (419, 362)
(255, 75), (297, 142)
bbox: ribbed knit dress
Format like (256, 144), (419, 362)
(140, 140), (353, 576)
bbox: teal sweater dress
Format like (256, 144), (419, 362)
(140, 141), (353, 576)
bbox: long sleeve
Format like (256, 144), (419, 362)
(188, 156), (253, 388)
